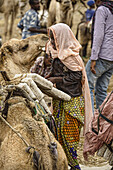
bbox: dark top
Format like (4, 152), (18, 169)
(51, 58), (82, 97)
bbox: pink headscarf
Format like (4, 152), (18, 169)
(46, 23), (93, 134)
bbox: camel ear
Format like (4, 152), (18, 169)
(0, 46), (13, 63)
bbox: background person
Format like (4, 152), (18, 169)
(17, 0), (47, 39)
(77, 0), (95, 59)
(46, 23), (92, 170)
(30, 52), (52, 77)
(86, 0), (113, 113)
(85, 0), (95, 22)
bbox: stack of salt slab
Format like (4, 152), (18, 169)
(14, 73), (71, 115)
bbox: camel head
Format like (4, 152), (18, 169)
(40, 0), (51, 9)
(57, 0), (72, 8)
(0, 34), (48, 80)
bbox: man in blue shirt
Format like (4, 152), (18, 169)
(85, 0), (95, 22)
(17, 0), (47, 39)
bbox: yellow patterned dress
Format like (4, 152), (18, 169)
(53, 96), (84, 170)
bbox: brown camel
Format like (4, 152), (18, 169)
(0, 88), (68, 170)
(0, 34), (68, 170)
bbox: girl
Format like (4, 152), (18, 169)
(46, 23), (92, 170)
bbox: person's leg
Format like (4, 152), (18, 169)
(86, 59), (98, 113)
(95, 68), (113, 109)
(86, 59), (113, 113)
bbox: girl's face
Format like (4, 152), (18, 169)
(49, 30), (56, 50)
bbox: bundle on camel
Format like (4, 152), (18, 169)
(83, 91), (113, 166)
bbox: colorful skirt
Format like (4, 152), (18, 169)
(53, 96), (85, 170)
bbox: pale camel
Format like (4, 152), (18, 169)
(0, 0), (28, 41)
(47, 0), (73, 28)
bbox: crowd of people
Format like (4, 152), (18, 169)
(16, 0), (113, 169)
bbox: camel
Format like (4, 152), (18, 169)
(0, 88), (68, 170)
(76, 20), (92, 58)
(71, 0), (87, 35)
(47, 0), (73, 28)
(0, 0), (28, 41)
(0, 34), (49, 81)
(40, 0), (51, 10)
(19, 0), (28, 17)
(0, 34), (68, 169)
(41, 0), (87, 36)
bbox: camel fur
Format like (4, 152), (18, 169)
(71, 0), (87, 35)
(0, 0), (28, 41)
(47, 0), (73, 28)
(0, 34), (49, 82)
(0, 89), (68, 170)
(41, 0), (87, 36)
(0, 33), (68, 170)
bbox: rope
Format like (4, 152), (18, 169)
(0, 114), (29, 147)
(92, 91), (113, 135)
(1, 74), (27, 86)
(97, 91), (113, 133)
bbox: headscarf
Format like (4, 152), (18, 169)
(46, 23), (93, 134)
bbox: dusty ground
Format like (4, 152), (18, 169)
(78, 136), (112, 169)
(0, 7), (113, 170)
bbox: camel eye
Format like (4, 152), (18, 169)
(21, 44), (29, 51)
(6, 46), (13, 53)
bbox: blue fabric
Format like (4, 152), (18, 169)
(86, 59), (113, 113)
(85, 9), (95, 21)
(17, 9), (40, 39)
(87, 0), (95, 7)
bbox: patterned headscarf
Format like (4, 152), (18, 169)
(46, 23), (93, 134)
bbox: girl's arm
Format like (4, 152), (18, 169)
(47, 77), (63, 84)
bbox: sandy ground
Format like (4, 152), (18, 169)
(77, 134), (112, 170)
(0, 7), (113, 170)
